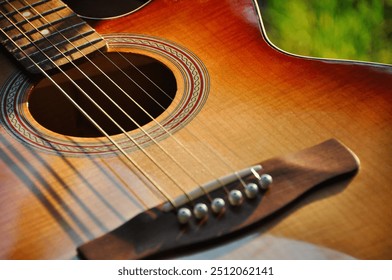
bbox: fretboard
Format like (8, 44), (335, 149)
(0, 0), (107, 74)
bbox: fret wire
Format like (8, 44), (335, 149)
(2, 5), (67, 32)
(0, 0), (50, 18)
(12, 13), (78, 41)
(0, 0), (48, 5)
(0, 0), (17, 6)
(22, 37), (102, 67)
(14, 30), (98, 63)
(0, 0), (106, 73)
(17, 21), (87, 50)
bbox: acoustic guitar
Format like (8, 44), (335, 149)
(0, 0), (391, 260)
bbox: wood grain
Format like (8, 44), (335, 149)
(0, 0), (391, 259)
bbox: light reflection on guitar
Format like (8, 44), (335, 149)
(0, 0), (391, 259)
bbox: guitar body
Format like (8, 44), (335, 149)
(0, 0), (391, 259)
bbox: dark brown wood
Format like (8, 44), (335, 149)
(0, 0), (106, 73)
(78, 139), (359, 259)
(0, 0), (391, 260)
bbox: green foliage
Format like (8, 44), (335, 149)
(260, 0), (392, 64)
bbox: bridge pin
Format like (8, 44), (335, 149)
(211, 198), (225, 214)
(259, 174), (273, 190)
(228, 189), (243, 206)
(193, 203), (209, 219)
(245, 183), (259, 198)
(177, 207), (192, 224)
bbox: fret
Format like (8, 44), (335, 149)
(0, 0), (18, 5)
(18, 23), (88, 56)
(0, 0), (106, 74)
(6, 22), (101, 56)
(19, 31), (105, 73)
(0, 0), (50, 18)
(11, 14), (79, 42)
(0, 0), (50, 9)
(19, 28), (96, 55)
(0, 0), (49, 3)
(0, 0), (49, 24)
(25, 37), (104, 72)
(2, 5), (68, 32)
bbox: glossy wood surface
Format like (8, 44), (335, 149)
(78, 139), (360, 260)
(0, 0), (391, 259)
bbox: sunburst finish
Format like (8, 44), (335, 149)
(0, 0), (391, 259)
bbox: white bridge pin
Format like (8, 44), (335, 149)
(228, 189), (243, 206)
(193, 203), (208, 219)
(211, 198), (225, 214)
(259, 174), (273, 190)
(177, 207), (192, 224)
(244, 183), (259, 198)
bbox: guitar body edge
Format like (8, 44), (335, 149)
(0, 0), (391, 259)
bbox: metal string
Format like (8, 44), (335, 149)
(14, 0), (236, 200)
(0, 5), (179, 209)
(7, 0), (215, 205)
(1, 0), (261, 208)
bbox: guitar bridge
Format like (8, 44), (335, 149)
(77, 139), (359, 260)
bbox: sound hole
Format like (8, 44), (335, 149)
(28, 52), (177, 138)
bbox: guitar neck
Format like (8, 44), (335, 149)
(0, 0), (106, 74)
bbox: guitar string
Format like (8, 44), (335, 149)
(2, 2), (307, 232)
(2, 1), (262, 210)
(0, 31), (175, 207)
(4, 0), (208, 204)
(3, 1), (229, 210)
(0, 8), (179, 209)
(6, 0), (248, 201)
(10, 0), (257, 199)
(100, 48), (249, 188)
(27, 0), (252, 189)
(117, 52), (251, 181)
(16, 0), (247, 197)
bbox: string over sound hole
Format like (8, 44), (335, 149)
(1, 34), (208, 155)
(28, 51), (177, 138)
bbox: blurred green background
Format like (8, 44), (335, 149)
(258, 0), (392, 64)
